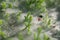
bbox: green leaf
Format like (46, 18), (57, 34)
(18, 33), (24, 40)
(44, 34), (49, 40)
(17, 11), (21, 16)
(8, 3), (13, 8)
(40, 0), (45, 3)
(16, 11), (21, 21)
(27, 12), (31, 17)
(1, 2), (6, 9)
(0, 20), (3, 25)
(29, 15), (33, 22)
(24, 22), (28, 26)
(34, 33), (37, 40)
(47, 19), (51, 27)
(0, 31), (6, 38)
(36, 27), (42, 40)
(37, 27), (42, 35)
(5, 13), (10, 21)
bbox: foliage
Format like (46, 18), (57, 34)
(8, 3), (13, 8)
(1, 1), (7, 9)
(0, 20), (6, 40)
(44, 34), (50, 40)
(45, 0), (56, 8)
(16, 11), (21, 23)
(24, 12), (33, 34)
(18, 33), (24, 40)
(20, 0), (45, 12)
(34, 27), (50, 40)
(0, 20), (3, 25)
(0, 0), (56, 40)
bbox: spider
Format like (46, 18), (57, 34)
(38, 15), (43, 21)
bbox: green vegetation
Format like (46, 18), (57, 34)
(0, 0), (59, 40)
(34, 27), (50, 40)
(23, 12), (32, 34)
(18, 33), (24, 40)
